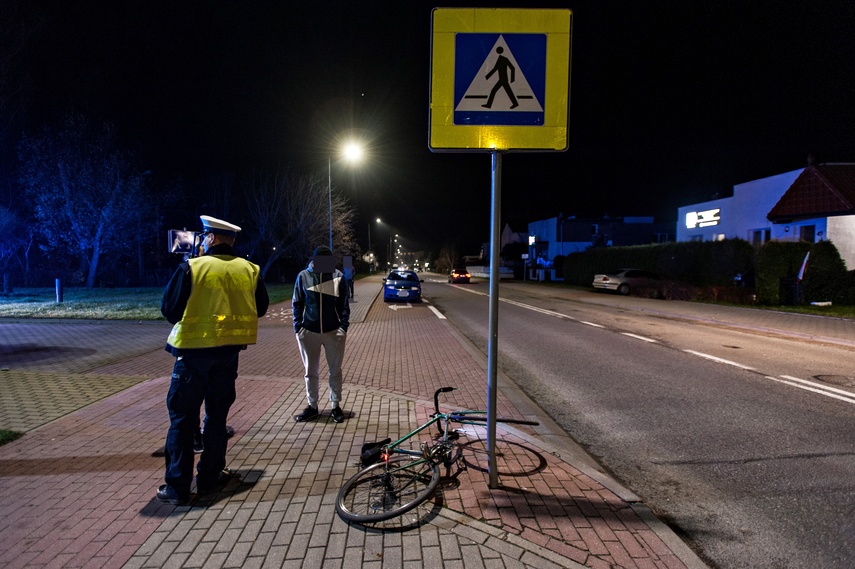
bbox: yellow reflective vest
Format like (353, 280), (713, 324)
(167, 254), (260, 349)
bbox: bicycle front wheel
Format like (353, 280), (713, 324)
(336, 454), (440, 523)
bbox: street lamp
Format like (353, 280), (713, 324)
(327, 141), (364, 249)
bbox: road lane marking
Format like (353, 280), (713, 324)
(683, 350), (755, 370)
(499, 298), (576, 320)
(768, 375), (855, 405)
(453, 286), (576, 320)
(581, 321), (605, 328)
(622, 333), (657, 343)
(428, 305), (446, 320)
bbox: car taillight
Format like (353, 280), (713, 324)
(602, 277), (609, 282)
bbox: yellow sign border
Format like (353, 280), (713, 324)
(429, 8), (572, 152)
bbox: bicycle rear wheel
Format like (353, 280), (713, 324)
(336, 454), (440, 523)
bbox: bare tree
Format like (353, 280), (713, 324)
(0, 204), (24, 291)
(245, 166), (357, 278)
(434, 241), (459, 274)
(18, 112), (149, 287)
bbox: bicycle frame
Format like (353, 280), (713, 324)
(380, 388), (495, 467)
(335, 386), (540, 524)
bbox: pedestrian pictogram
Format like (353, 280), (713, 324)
(483, 46), (518, 109)
(454, 34), (545, 126)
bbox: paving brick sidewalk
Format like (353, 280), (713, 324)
(0, 276), (706, 568)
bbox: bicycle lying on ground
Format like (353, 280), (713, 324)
(335, 387), (540, 523)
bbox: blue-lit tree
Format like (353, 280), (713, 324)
(0, 204), (29, 291)
(17, 112), (149, 287)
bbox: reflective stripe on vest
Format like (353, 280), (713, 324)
(167, 255), (260, 349)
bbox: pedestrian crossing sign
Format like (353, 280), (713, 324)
(430, 8), (572, 152)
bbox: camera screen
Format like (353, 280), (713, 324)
(168, 230), (198, 254)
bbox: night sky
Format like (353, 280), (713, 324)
(10, 0), (855, 255)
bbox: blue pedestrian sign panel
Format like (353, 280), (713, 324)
(430, 8), (572, 152)
(455, 34), (546, 126)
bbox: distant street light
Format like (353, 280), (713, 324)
(328, 140), (364, 249)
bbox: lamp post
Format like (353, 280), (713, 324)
(327, 141), (364, 250)
(389, 234), (399, 271)
(368, 218), (381, 273)
(327, 157), (333, 249)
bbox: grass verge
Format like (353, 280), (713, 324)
(0, 430), (23, 446)
(0, 284), (293, 320)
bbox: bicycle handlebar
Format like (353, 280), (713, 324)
(433, 386), (455, 415)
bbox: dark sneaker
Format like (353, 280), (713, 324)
(331, 406), (345, 423)
(225, 425), (235, 438)
(156, 484), (188, 505)
(295, 405), (319, 422)
(196, 468), (236, 496)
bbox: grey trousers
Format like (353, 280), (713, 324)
(296, 327), (347, 407)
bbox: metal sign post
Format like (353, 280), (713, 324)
(487, 150), (502, 488)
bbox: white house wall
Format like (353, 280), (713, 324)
(678, 169), (803, 242)
(828, 216), (855, 269)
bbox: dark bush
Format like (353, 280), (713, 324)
(565, 238), (851, 306)
(563, 239), (754, 288)
(802, 240), (849, 304)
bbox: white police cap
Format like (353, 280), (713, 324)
(200, 215), (241, 237)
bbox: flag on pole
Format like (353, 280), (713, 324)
(797, 251), (810, 282)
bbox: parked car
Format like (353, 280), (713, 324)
(383, 270), (423, 302)
(448, 268), (471, 283)
(592, 268), (660, 295)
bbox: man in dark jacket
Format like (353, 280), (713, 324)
(157, 215), (269, 505)
(292, 245), (350, 423)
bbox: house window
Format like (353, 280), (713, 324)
(750, 229), (771, 246)
(799, 225), (816, 243)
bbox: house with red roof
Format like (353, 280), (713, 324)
(677, 162), (855, 269)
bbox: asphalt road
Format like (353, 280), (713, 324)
(424, 277), (855, 569)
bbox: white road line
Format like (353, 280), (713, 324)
(683, 350), (755, 370)
(453, 286), (576, 320)
(581, 321), (605, 328)
(621, 332), (657, 343)
(500, 298), (575, 320)
(771, 375), (855, 404)
(455, 286), (486, 296)
(428, 305), (446, 320)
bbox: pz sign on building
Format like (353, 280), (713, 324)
(429, 8), (572, 152)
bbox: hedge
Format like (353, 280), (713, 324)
(563, 238), (852, 305)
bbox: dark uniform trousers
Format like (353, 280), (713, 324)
(164, 349), (239, 496)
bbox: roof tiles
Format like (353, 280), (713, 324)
(767, 164), (855, 221)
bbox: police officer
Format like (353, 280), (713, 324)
(157, 215), (269, 505)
